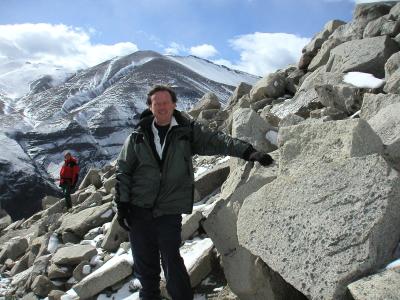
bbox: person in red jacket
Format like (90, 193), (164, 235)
(59, 152), (80, 209)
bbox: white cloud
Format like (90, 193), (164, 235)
(189, 44), (218, 58)
(164, 42), (187, 55)
(219, 32), (310, 76)
(0, 23), (138, 70)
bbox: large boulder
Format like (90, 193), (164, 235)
(232, 108), (275, 152)
(189, 93), (221, 118)
(72, 253), (133, 299)
(308, 38), (343, 72)
(314, 83), (364, 114)
(57, 202), (113, 238)
(250, 72), (286, 102)
(303, 20), (346, 55)
(238, 154), (400, 300)
(278, 119), (383, 175)
(226, 82), (252, 108)
(367, 102), (400, 170)
(51, 244), (97, 266)
(101, 214), (128, 252)
(203, 161), (291, 300)
(325, 35), (399, 78)
(0, 237), (29, 263)
(360, 93), (400, 120)
(348, 268), (400, 300)
(194, 161), (230, 202)
(78, 168), (102, 190)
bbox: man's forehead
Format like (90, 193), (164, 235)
(151, 90), (172, 100)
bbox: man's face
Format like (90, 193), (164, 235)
(64, 154), (71, 160)
(149, 91), (176, 126)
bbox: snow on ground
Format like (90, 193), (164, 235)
(386, 258), (400, 270)
(343, 72), (385, 89)
(168, 55), (259, 87)
(266, 130), (278, 146)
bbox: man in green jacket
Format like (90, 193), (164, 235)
(115, 85), (273, 300)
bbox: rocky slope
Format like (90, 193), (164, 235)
(0, 50), (258, 220)
(1, 1), (400, 299)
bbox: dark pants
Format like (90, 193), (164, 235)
(60, 183), (72, 209)
(128, 207), (193, 300)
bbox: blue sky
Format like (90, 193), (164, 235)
(0, 0), (388, 76)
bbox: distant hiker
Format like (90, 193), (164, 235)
(115, 85), (274, 300)
(59, 152), (80, 209)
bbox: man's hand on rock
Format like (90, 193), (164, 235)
(248, 151), (274, 166)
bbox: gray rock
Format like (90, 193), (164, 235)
(385, 51), (400, 79)
(299, 67), (344, 92)
(103, 175), (117, 194)
(278, 114), (305, 128)
(10, 252), (29, 276)
(48, 290), (65, 300)
(72, 260), (91, 281)
(360, 93), (400, 120)
(31, 275), (55, 297)
(181, 211), (203, 241)
(227, 82), (252, 108)
(204, 161), (284, 300)
(232, 108), (275, 152)
(74, 191), (103, 213)
(250, 72), (286, 102)
(238, 154), (400, 300)
(363, 15), (389, 38)
(0, 213), (12, 232)
(348, 268), (400, 300)
(52, 244), (97, 266)
(194, 161), (230, 202)
(101, 214), (128, 252)
(270, 89), (322, 119)
(250, 98), (273, 112)
(41, 195), (60, 209)
(278, 119), (383, 175)
(325, 35), (399, 78)
(381, 18), (400, 37)
(20, 292), (39, 300)
(304, 20), (346, 55)
(48, 263), (72, 280)
(285, 68), (305, 94)
(389, 2), (400, 19)
(78, 168), (102, 190)
(0, 236), (29, 263)
(11, 265), (33, 287)
(314, 83), (364, 114)
(57, 202), (113, 238)
(309, 106), (347, 121)
(72, 254), (132, 299)
(368, 102), (400, 170)
(308, 38), (344, 71)
(384, 68), (400, 94)
(189, 93), (221, 118)
(198, 109), (220, 122)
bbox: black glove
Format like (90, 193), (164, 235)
(116, 202), (131, 231)
(248, 151), (274, 166)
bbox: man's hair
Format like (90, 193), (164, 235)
(146, 85), (177, 105)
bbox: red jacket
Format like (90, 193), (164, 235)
(60, 157), (80, 186)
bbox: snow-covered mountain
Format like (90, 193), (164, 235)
(0, 50), (259, 220)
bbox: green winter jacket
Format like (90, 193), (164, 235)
(115, 109), (252, 217)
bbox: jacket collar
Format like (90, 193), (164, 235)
(136, 109), (191, 130)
